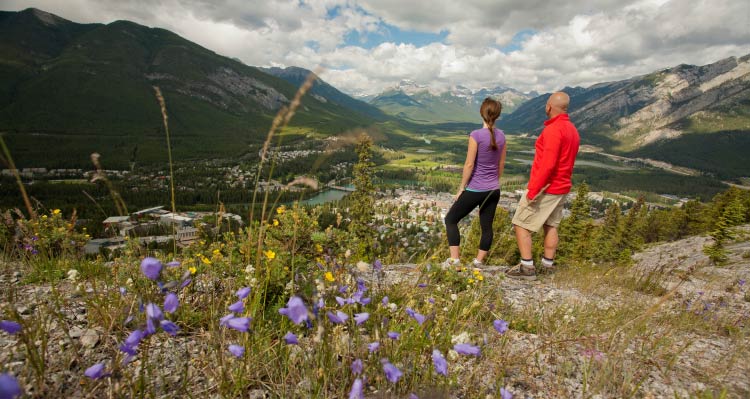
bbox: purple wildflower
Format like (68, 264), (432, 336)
(368, 342), (380, 352)
(219, 313), (235, 327)
(164, 293), (179, 314)
(382, 296), (389, 305)
(354, 313), (370, 325)
(84, 363), (107, 380)
(382, 359), (403, 383)
(338, 285), (348, 293)
(335, 296), (347, 306)
(180, 278), (192, 289)
(278, 296), (309, 325)
(145, 303), (163, 321)
(228, 344), (244, 358)
(228, 300), (245, 313)
(409, 394), (419, 399)
(454, 343), (481, 356)
(428, 297), (435, 304)
(387, 331), (400, 340)
(0, 373), (22, 399)
(284, 332), (298, 345)
(327, 311), (348, 324)
(432, 349), (448, 376)
(406, 308), (426, 325)
(418, 283), (427, 288)
(145, 318), (157, 335)
(119, 287), (126, 296)
(120, 329), (144, 354)
(0, 321), (21, 335)
(373, 259), (382, 271)
(166, 261), (180, 268)
(226, 317), (251, 332)
(351, 359), (363, 375)
(140, 257), (162, 280)
(236, 287), (251, 299)
(739, 279), (746, 287)
(160, 320), (179, 336)
(493, 319), (509, 334)
(359, 297), (372, 305)
(357, 278), (367, 293)
(500, 387), (513, 399)
(349, 378), (364, 399)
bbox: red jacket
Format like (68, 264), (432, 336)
(527, 114), (580, 200)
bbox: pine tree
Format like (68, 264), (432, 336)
(704, 188), (746, 265)
(619, 196), (645, 253)
(558, 183), (592, 263)
(349, 133), (376, 260)
(596, 201), (622, 260)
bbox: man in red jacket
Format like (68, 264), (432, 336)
(507, 91), (580, 280)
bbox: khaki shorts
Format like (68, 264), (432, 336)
(512, 191), (567, 232)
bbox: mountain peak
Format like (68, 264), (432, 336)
(22, 7), (69, 26)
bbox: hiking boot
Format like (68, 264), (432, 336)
(538, 263), (557, 275)
(505, 263), (537, 280)
(440, 258), (461, 270)
(470, 258), (484, 272)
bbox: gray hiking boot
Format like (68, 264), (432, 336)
(440, 258), (461, 270)
(505, 263), (537, 280)
(470, 258), (484, 272)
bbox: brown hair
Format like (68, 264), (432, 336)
(480, 97), (502, 150)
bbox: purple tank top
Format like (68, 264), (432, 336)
(466, 127), (505, 191)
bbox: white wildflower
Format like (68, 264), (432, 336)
(66, 269), (79, 282)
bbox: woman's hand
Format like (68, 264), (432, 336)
(454, 189), (463, 201)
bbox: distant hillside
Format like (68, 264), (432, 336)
(502, 55), (750, 178)
(260, 66), (390, 121)
(369, 80), (532, 124)
(0, 8), (377, 168)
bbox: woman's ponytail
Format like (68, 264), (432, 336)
(480, 98), (502, 151)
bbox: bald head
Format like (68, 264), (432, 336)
(546, 91), (570, 118)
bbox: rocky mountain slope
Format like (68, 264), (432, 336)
(369, 80), (533, 124)
(503, 55), (750, 149)
(0, 8), (378, 167)
(260, 66), (391, 121)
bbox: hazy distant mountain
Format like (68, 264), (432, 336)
(368, 80), (533, 124)
(260, 66), (390, 121)
(0, 8), (378, 167)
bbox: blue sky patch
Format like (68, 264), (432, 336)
(499, 29), (537, 53)
(343, 23), (448, 49)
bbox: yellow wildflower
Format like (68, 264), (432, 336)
(276, 206), (286, 215)
(212, 248), (221, 255)
(273, 219), (279, 226)
(324, 272), (334, 282)
(467, 278), (475, 284)
(315, 243), (323, 253)
(200, 256), (212, 265)
(41, 215), (47, 219)
(264, 250), (276, 260)
(52, 209), (61, 215)
(477, 275), (484, 281)
(188, 266), (197, 274)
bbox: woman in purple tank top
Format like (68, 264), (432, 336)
(442, 98), (507, 270)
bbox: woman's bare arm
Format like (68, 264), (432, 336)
(498, 144), (507, 185)
(457, 137), (478, 198)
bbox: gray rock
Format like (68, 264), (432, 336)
(80, 329), (99, 349)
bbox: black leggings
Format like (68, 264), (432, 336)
(445, 189), (501, 251)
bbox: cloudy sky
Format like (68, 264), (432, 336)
(4, 0), (750, 96)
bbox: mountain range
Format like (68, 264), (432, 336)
(367, 80), (534, 124)
(0, 8), (379, 168)
(1, 8), (748, 178)
(502, 54), (750, 178)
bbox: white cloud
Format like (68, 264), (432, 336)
(4, 0), (750, 96)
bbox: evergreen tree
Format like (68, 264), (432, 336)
(596, 201), (622, 260)
(558, 183), (592, 263)
(704, 188), (746, 265)
(349, 133), (376, 260)
(619, 196), (645, 253)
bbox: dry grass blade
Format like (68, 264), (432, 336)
(90, 152), (128, 216)
(0, 135), (36, 220)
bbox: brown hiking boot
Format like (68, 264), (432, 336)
(538, 263), (557, 275)
(505, 263), (537, 280)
